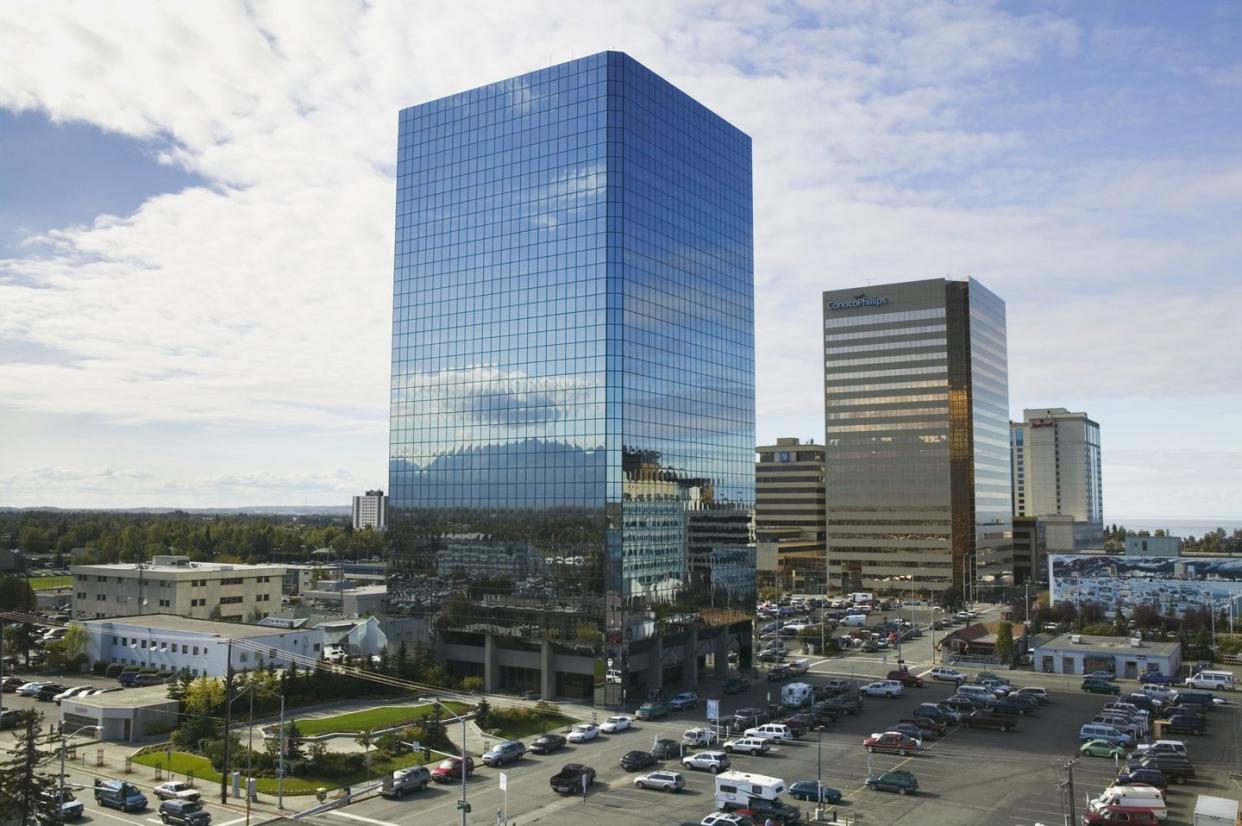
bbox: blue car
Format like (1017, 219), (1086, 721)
(1139, 672), (1174, 685)
(789, 780), (842, 803)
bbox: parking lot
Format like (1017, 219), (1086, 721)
(333, 668), (1240, 826)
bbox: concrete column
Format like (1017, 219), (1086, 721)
(714, 631), (729, 680)
(540, 640), (554, 700)
(484, 633), (497, 693)
(683, 631), (698, 690)
(650, 635), (664, 694)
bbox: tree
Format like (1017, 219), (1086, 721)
(282, 720), (306, 762)
(0, 709), (57, 823)
(62, 622), (89, 658)
(995, 621), (1016, 665)
(474, 698), (492, 730)
(0, 575), (36, 611)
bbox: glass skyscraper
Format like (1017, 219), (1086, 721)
(389, 52), (754, 703)
(822, 278), (1012, 601)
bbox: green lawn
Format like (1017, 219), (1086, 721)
(27, 575), (72, 591)
(487, 712), (576, 740)
(294, 702), (471, 737)
(132, 749), (427, 796)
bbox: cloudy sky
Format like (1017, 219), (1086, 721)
(1, 1), (1239, 520)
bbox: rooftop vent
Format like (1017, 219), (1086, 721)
(1070, 634), (1083, 644)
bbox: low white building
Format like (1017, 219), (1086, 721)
(59, 685), (178, 743)
(1032, 632), (1181, 679)
(83, 614), (324, 678)
(301, 584), (388, 616)
(316, 616), (387, 658)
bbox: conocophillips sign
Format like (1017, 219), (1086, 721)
(827, 293), (888, 311)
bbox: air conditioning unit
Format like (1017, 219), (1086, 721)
(1130, 638), (1143, 647)
(1070, 634), (1083, 644)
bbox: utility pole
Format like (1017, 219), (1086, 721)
(221, 639), (233, 805)
(276, 694), (286, 811)
(1054, 757), (1079, 826)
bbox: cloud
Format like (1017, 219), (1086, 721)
(0, 1), (1238, 512)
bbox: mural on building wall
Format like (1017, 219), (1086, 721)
(1049, 554), (1242, 617)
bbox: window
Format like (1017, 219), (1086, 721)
(313, 643), (320, 652)
(192, 646), (199, 656)
(182, 645), (188, 654)
(112, 636), (118, 644)
(121, 637), (128, 646)
(220, 596), (243, 605)
(239, 653), (249, 663)
(141, 640), (148, 649)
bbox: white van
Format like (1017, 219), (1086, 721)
(1090, 788), (1168, 820)
(714, 770), (785, 810)
(781, 682), (812, 708)
(1079, 723), (1133, 747)
(787, 658), (810, 676)
(1185, 671), (1233, 690)
(841, 614), (867, 627)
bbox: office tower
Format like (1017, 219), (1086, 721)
(352, 489), (388, 531)
(388, 52), (755, 703)
(822, 278), (1012, 600)
(1010, 408), (1103, 548)
(755, 438), (827, 592)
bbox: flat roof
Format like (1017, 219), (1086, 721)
(70, 561), (286, 574)
(66, 685), (177, 710)
(1036, 632), (1181, 657)
(83, 614), (306, 639)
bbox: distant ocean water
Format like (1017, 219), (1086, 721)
(1108, 518), (1242, 538)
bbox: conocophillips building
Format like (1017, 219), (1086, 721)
(822, 278), (1013, 599)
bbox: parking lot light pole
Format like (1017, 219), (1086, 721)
(420, 696), (469, 826)
(58, 723), (100, 826)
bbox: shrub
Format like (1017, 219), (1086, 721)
(461, 675), (484, 693)
(106, 664), (125, 678)
(93, 662), (110, 676)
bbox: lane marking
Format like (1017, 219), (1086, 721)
(86, 809), (145, 826)
(215, 818), (249, 826)
(327, 810), (402, 826)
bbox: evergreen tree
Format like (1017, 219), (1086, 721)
(995, 621), (1016, 665)
(0, 710), (57, 823)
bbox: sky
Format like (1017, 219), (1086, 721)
(0, 1), (1239, 521)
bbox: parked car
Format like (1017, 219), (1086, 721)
(864, 731), (920, 755)
(633, 769), (685, 792)
(913, 703), (951, 724)
(961, 710), (1016, 732)
(52, 686), (92, 704)
(1083, 678), (1123, 695)
(816, 695), (863, 715)
(723, 736), (770, 755)
(1081, 739), (1128, 758)
(0, 709), (25, 730)
(1, 676), (25, 692)
(789, 780), (842, 803)
(1114, 768), (1167, 790)
(861, 680), (903, 698)
(95, 780), (148, 813)
(766, 665), (791, 681)
(430, 756), (475, 783)
(1085, 671), (1116, 682)
(990, 696), (1033, 716)
(636, 701), (670, 720)
(975, 677), (1012, 696)
(16, 681), (47, 697)
(530, 733), (566, 754)
(652, 738), (685, 760)
(482, 740), (526, 767)
(600, 715), (633, 734)
(782, 713), (816, 735)
(1139, 672), (1175, 686)
(550, 763), (596, 794)
(682, 750), (730, 774)
(35, 683), (67, 702)
(153, 782), (201, 802)
(1125, 755), (1195, 784)
(619, 749), (657, 771)
(567, 723), (600, 743)
(722, 677), (749, 695)
(39, 788), (85, 823)
(1015, 686), (1050, 703)
(684, 727), (720, 746)
(157, 800), (210, 826)
(1161, 715), (1207, 735)
(865, 769), (919, 795)
(668, 692), (699, 710)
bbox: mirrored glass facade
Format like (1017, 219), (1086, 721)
(823, 278), (1012, 600)
(389, 52), (754, 703)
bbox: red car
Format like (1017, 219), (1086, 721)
(1082, 805), (1158, 825)
(431, 756), (476, 783)
(887, 670), (924, 688)
(863, 731), (920, 755)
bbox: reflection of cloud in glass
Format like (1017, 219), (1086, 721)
(398, 364), (597, 425)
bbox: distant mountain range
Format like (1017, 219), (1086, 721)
(0, 505), (352, 515)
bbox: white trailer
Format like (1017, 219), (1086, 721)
(714, 770), (785, 810)
(1193, 795), (1239, 826)
(781, 681), (813, 708)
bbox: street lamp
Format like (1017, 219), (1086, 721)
(57, 723), (100, 826)
(420, 696), (470, 826)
